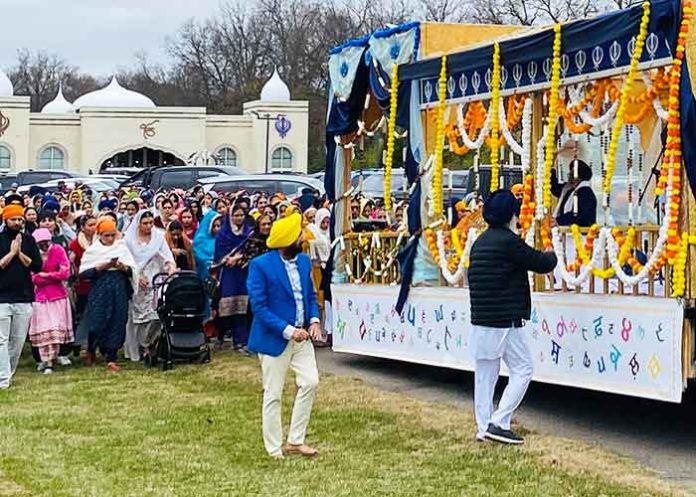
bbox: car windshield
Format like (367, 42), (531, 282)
(361, 173), (406, 193)
(215, 166), (244, 176)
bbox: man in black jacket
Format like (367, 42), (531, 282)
(468, 190), (557, 444)
(0, 205), (43, 390)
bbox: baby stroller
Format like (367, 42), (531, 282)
(149, 271), (211, 370)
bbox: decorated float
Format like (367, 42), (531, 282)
(324, 0), (696, 403)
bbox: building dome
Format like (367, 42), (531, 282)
(41, 85), (74, 113)
(0, 69), (13, 97)
(260, 67), (290, 102)
(73, 76), (155, 110)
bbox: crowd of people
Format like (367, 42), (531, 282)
(0, 182), (345, 389)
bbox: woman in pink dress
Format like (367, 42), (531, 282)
(28, 228), (73, 375)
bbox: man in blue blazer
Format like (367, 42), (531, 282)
(247, 212), (322, 459)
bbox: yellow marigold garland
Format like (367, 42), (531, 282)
(656, 1), (692, 196)
(489, 43), (501, 191)
(543, 25), (562, 211)
(384, 63), (399, 212)
(433, 55), (448, 218)
(603, 1), (652, 194)
(671, 232), (688, 297)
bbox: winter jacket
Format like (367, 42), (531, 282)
(32, 244), (71, 302)
(0, 229), (43, 303)
(468, 226), (557, 327)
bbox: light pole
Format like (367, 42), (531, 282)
(250, 111), (280, 174)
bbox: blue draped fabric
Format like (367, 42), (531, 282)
(401, 0), (679, 104)
(395, 181), (422, 313)
(329, 36), (370, 101)
(680, 59), (696, 202)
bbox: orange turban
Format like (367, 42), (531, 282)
(511, 184), (524, 197)
(2, 204), (24, 221)
(96, 218), (117, 234)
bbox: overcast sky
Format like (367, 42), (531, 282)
(1, 0), (223, 75)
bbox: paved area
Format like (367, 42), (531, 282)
(316, 349), (696, 487)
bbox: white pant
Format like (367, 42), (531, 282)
(125, 319), (160, 362)
(471, 325), (533, 438)
(0, 303), (33, 389)
(259, 340), (319, 456)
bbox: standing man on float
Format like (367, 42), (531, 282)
(247, 212), (322, 459)
(467, 189), (557, 444)
(0, 205), (43, 390)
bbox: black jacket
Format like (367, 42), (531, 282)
(0, 229), (43, 303)
(468, 226), (557, 327)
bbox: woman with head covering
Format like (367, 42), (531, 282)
(307, 208), (331, 269)
(78, 217), (137, 371)
(245, 214), (272, 262)
(188, 199), (203, 222)
(213, 204), (253, 351)
(24, 207), (38, 235)
(124, 210), (176, 362)
(68, 214), (97, 361)
(193, 210), (222, 282)
(178, 207), (198, 239)
(121, 200), (139, 233)
(166, 220), (195, 271)
(303, 207), (317, 226)
(82, 201), (94, 217)
(28, 228), (73, 375)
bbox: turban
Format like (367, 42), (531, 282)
(32, 228), (52, 243)
(267, 212), (302, 249)
(42, 195), (60, 213)
(2, 204), (24, 221)
(250, 209), (261, 221)
(483, 189), (520, 227)
(511, 184), (524, 197)
(455, 200), (467, 212)
(96, 218), (117, 234)
(98, 198), (118, 212)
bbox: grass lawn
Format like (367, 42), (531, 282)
(0, 349), (687, 497)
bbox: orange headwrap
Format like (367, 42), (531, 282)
(96, 218), (117, 234)
(2, 204), (24, 221)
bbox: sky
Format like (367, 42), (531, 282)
(1, 0), (223, 75)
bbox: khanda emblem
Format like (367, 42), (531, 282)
(0, 111), (9, 137)
(275, 114), (291, 138)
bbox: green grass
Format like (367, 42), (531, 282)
(0, 349), (681, 497)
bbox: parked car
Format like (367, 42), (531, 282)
(11, 169), (82, 186)
(17, 177), (117, 198)
(197, 173), (324, 197)
(359, 169), (469, 205)
(0, 175), (18, 195)
(119, 165), (244, 191)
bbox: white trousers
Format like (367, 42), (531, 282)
(0, 303), (33, 389)
(259, 340), (319, 456)
(125, 319), (160, 362)
(471, 325), (534, 438)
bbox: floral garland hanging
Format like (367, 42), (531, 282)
(543, 24), (562, 211)
(671, 232), (689, 297)
(433, 55), (448, 218)
(603, 0), (652, 195)
(383, 63), (399, 212)
(519, 174), (535, 236)
(489, 42), (502, 191)
(656, 1), (692, 196)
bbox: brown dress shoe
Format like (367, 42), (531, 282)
(284, 444), (319, 457)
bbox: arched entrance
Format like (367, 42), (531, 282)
(100, 146), (185, 172)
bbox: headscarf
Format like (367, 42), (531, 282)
(124, 210), (174, 270)
(79, 234), (138, 286)
(308, 208), (331, 265)
(165, 220), (195, 270)
(302, 207), (317, 226)
(188, 199), (203, 221)
(214, 205), (253, 263)
(267, 212), (302, 249)
(96, 218), (117, 234)
(23, 206), (38, 234)
(309, 208), (331, 242)
(177, 207), (198, 239)
(193, 210), (222, 279)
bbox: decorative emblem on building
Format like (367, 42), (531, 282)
(0, 111), (9, 137)
(139, 119), (159, 139)
(275, 114), (291, 138)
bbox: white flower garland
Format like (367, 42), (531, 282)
(551, 226), (606, 287)
(436, 227), (478, 286)
(519, 99), (533, 174)
(456, 103), (491, 150)
(534, 127), (548, 220)
(579, 99), (618, 128)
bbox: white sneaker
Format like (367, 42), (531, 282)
(57, 356), (72, 367)
(36, 362), (47, 372)
(43, 368), (54, 375)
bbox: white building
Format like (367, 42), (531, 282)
(0, 68), (309, 174)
